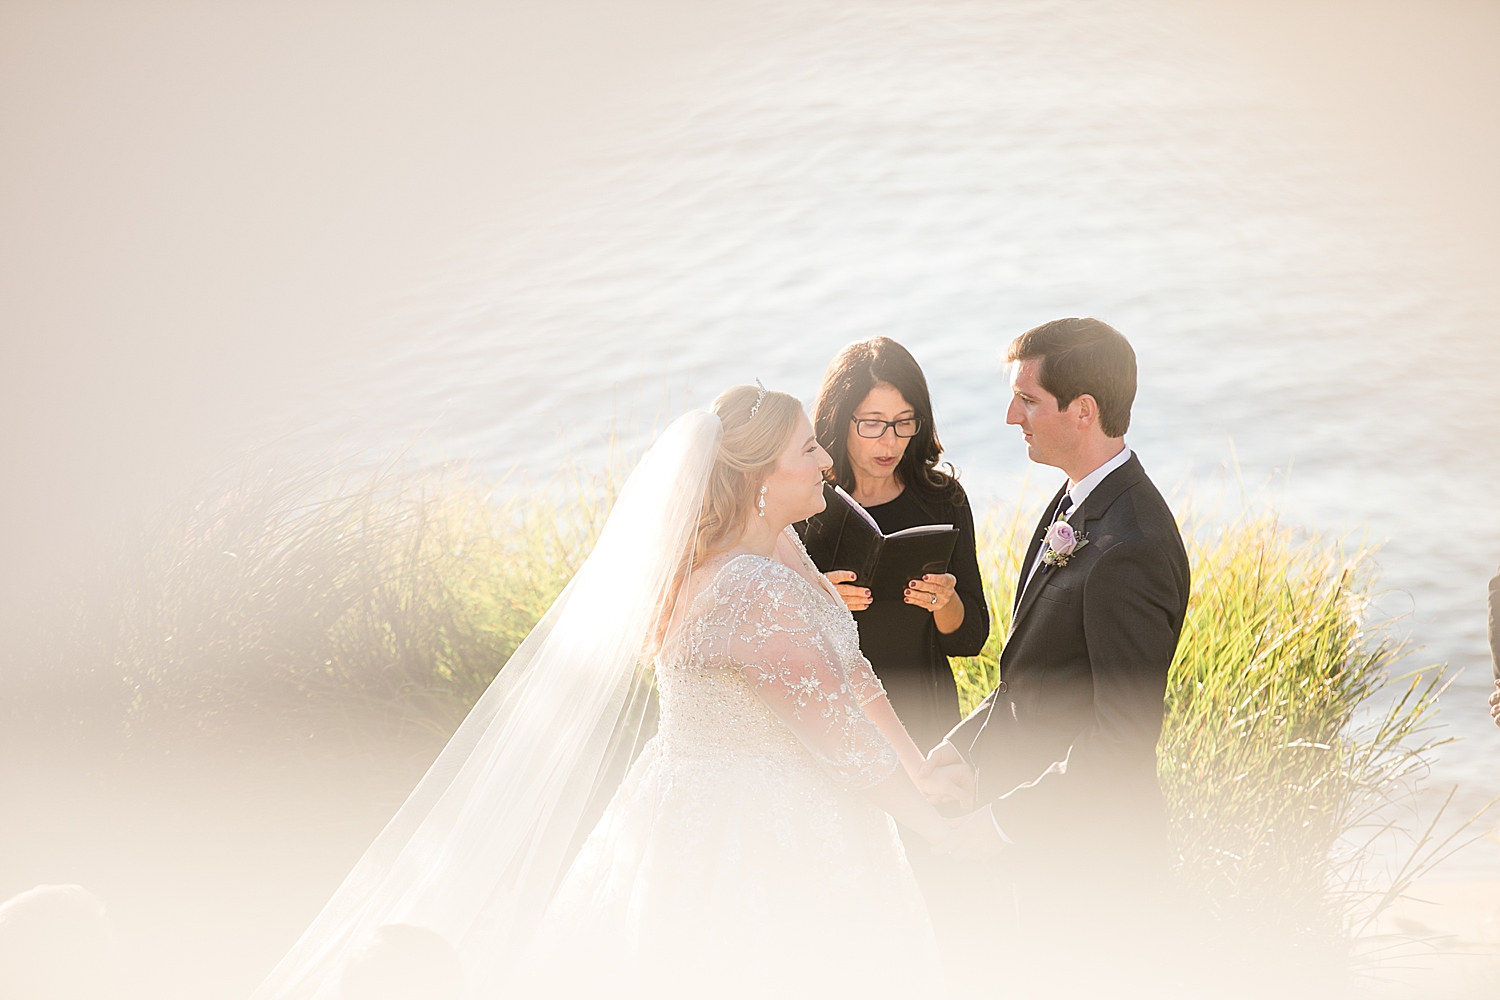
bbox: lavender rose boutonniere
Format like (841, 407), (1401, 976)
(1040, 519), (1089, 568)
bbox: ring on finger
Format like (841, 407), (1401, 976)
(930, 594), (937, 605)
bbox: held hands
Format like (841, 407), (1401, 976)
(905, 573), (957, 614)
(916, 740), (975, 811)
(825, 571), (872, 612)
(915, 743), (1003, 862)
(1490, 680), (1500, 729)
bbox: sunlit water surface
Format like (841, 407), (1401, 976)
(276, 1), (1500, 875)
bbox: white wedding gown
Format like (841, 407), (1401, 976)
(249, 413), (943, 1000)
(531, 529), (943, 998)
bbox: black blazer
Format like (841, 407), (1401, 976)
(947, 454), (1190, 861)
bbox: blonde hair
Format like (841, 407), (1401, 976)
(651, 385), (803, 653)
(693, 384), (803, 568)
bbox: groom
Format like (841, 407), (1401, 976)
(922, 317), (1190, 987)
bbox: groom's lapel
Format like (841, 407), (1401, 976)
(1073, 454), (1144, 530)
(1011, 483), (1067, 621)
(1009, 457), (1144, 635)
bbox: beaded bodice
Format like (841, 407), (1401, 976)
(655, 528), (898, 790)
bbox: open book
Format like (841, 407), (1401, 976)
(800, 483), (959, 603)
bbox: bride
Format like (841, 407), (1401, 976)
(252, 384), (975, 1000)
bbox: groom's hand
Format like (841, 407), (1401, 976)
(917, 740), (975, 810)
(934, 805), (1007, 861)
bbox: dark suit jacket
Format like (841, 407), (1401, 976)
(947, 454), (1189, 866)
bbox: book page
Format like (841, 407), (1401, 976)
(885, 524), (955, 540)
(833, 485), (882, 534)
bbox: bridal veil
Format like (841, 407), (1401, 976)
(250, 411), (722, 999)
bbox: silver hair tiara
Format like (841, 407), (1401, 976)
(748, 378), (768, 419)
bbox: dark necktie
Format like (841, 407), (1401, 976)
(1017, 490), (1075, 611)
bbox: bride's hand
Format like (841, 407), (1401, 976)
(1490, 680), (1500, 728)
(917, 741), (975, 810)
(826, 570), (872, 612)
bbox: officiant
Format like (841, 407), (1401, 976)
(800, 338), (989, 752)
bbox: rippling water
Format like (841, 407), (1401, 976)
(282, 1), (1500, 873)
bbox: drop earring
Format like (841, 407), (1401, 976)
(758, 484), (767, 517)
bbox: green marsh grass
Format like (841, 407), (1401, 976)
(3, 454), (615, 753)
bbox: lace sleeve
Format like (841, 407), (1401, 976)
(844, 651), (887, 708)
(778, 525), (887, 708)
(711, 556), (900, 790)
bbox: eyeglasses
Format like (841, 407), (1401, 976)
(851, 416), (922, 439)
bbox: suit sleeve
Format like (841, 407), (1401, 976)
(935, 491), (990, 659)
(945, 686), (996, 763)
(988, 538), (1186, 844)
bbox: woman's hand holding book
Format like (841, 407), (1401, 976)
(826, 570), (873, 612)
(904, 572), (956, 612)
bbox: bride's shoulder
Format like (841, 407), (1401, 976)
(713, 551), (797, 585)
(695, 550), (803, 602)
(683, 553), (821, 633)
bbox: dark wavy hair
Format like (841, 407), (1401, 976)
(1006, 317), (1136, 437)
(811, 337), (962, 511)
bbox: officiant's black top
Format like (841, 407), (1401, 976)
(841, 484), (989, 751)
